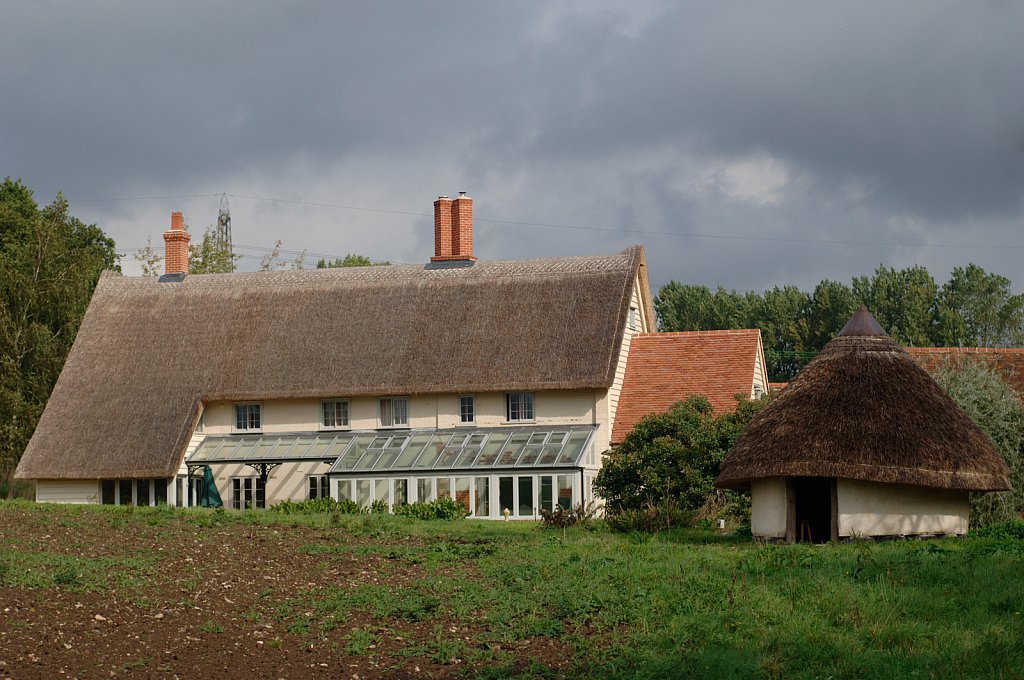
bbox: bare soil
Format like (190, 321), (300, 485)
(0, 507), (570, 679)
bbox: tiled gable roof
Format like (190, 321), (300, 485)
(906, 347), (1024, 396)
(611, 330), (764, 444)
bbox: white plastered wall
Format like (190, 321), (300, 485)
(750, 477), (788, 539)
(837, 478), (969, 537)
(35, 480), (99, 504)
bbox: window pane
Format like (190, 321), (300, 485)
(460, 396), (474, 423)
(154, 479), (167, 506)
(556, 430), (591, 465)
(518, 477), (533, 516)
(309, 477), (318, 499)
(380, 399), (393, 427)
(416, 478), (433, 503)
(540, 476), (553, 512)
(522, 394), (534, 420)
(119, 479), (133, 506)
(455, 477), (471, 514)
(394, 479), (408, 506)
(394, 398), (409, 426)
(136, 479), (150, 506)
(436, 477), (452, 501)
(357, 479), (373, 506)
(475, 478), (489, 517)
(375, 479), (390, 506)
(557, 475), (573, 510)
(416, 437), (445, 469)
(322, 402), (335, 428)
(499, 477), (513, 515)
(101, 480), (115, 505)
(255, 478), (266, 509)
(537, 445), (561, 465)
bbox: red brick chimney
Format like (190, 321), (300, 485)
(163, 211), (191, 275)
(431, 192), (476, 262)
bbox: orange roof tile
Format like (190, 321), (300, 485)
(906, 347), (1024, 397)
(612, 330), (765, 444)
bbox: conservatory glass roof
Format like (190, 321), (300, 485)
(186, 426), (596, 474)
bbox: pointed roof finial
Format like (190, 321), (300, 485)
(838, 306), (887, 337)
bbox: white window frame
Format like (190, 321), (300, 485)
(379, 397), (410, 428)
(233, 402), (263, 433)
(232, 477), (266, 509)
(505, 392), (535, 423)
(629, 306), (639, 331)
(458, 395), (475, 425)
(308, 475), (330, 500)
(321, 399), (351, 430)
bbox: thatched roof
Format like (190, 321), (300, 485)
(611, 330), (766, 444)
(17, 247), (649, 480)
(717, 307), (1012, 492)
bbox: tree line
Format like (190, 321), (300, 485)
(656, 264), (1024, 381)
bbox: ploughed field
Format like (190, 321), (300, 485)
(0, 501), (1022, 679)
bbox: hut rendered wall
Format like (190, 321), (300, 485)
(836, 479), (968, 537)
(750, 477), (970, 540)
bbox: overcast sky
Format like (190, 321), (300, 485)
(3, 1), (1023, 292)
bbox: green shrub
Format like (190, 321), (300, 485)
(393, 497), (469, 521)
(539, 502), (598, 529)
(605, 498), (694, 533)
(971, 519), (1024, 541)
(270, 497), (366, 515)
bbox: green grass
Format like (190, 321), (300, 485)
(1, 500), (1022, 678)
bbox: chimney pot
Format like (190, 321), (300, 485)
(431, 192), (475, 263)
(163, 211), (191, 275)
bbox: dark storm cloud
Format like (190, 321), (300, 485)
(2, 1), (1023, 293)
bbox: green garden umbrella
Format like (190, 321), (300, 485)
(200, 465), (223, 508)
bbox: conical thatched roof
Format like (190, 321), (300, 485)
(16, 246), (650, 480)
(717, 307), (1012, 492)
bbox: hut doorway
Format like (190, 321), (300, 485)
(788, 477), (837, 544)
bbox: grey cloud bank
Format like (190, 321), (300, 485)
(2, 1), (1022, 292)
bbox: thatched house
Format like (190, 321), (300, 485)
(611, 330), (769, 445)
(16, 194), (659, 518)
(716, 307), (1012, 542)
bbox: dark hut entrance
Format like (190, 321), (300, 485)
(787, 477), (837, 543)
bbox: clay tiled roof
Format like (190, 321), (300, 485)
(768, 382), (788, 393)
(906, 347), (1024, 397)
(611, 330), (766, 444)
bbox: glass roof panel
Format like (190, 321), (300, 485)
(394, 434), (432, 468)
(476, 433), (508, 466)
(555, 430), (592, 465)
(455, 448), (481, 468)
(415, 437), (446, 469)
(518, 447), (542, 466)
(333, 435), (373, 471)
(536, 445), (561, 465)
(188, 433), (355, 464)
(527, 433), (548, 446)
(496, 433), (531, 466)
(435, 446), (461, 469)
(374, 448), (403, 470)
(467, 433), (487, 447)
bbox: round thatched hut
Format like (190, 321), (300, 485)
(716, 307), (1012, 542)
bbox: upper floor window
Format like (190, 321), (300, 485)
(379, 397), (409, 428)
(234, 403), (262, 432)
(322, 400), (350, 429)
(505, 393), (535, 422)
(629, 306), (639, 330)
(459, 395), (475, 424)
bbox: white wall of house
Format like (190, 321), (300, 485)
(750, 477), (787, 539)
(608, 276), (650, 446)
(35, 480), (99, 504)
(837, 479), (968, 537)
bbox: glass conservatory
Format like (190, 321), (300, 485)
(186, 425), (597, 519)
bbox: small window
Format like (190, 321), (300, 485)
(234, 403), (262, 432)
(196, 410), (205, 433)
(459, 395), (475, 424)
(629, 306), (639, 330)
(380, 397), (409, 428)
(322, 400), (350, 429)
(505, 393), (535, 422)
(308, 475), (329, 500)
(232, 477), (265, 509)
